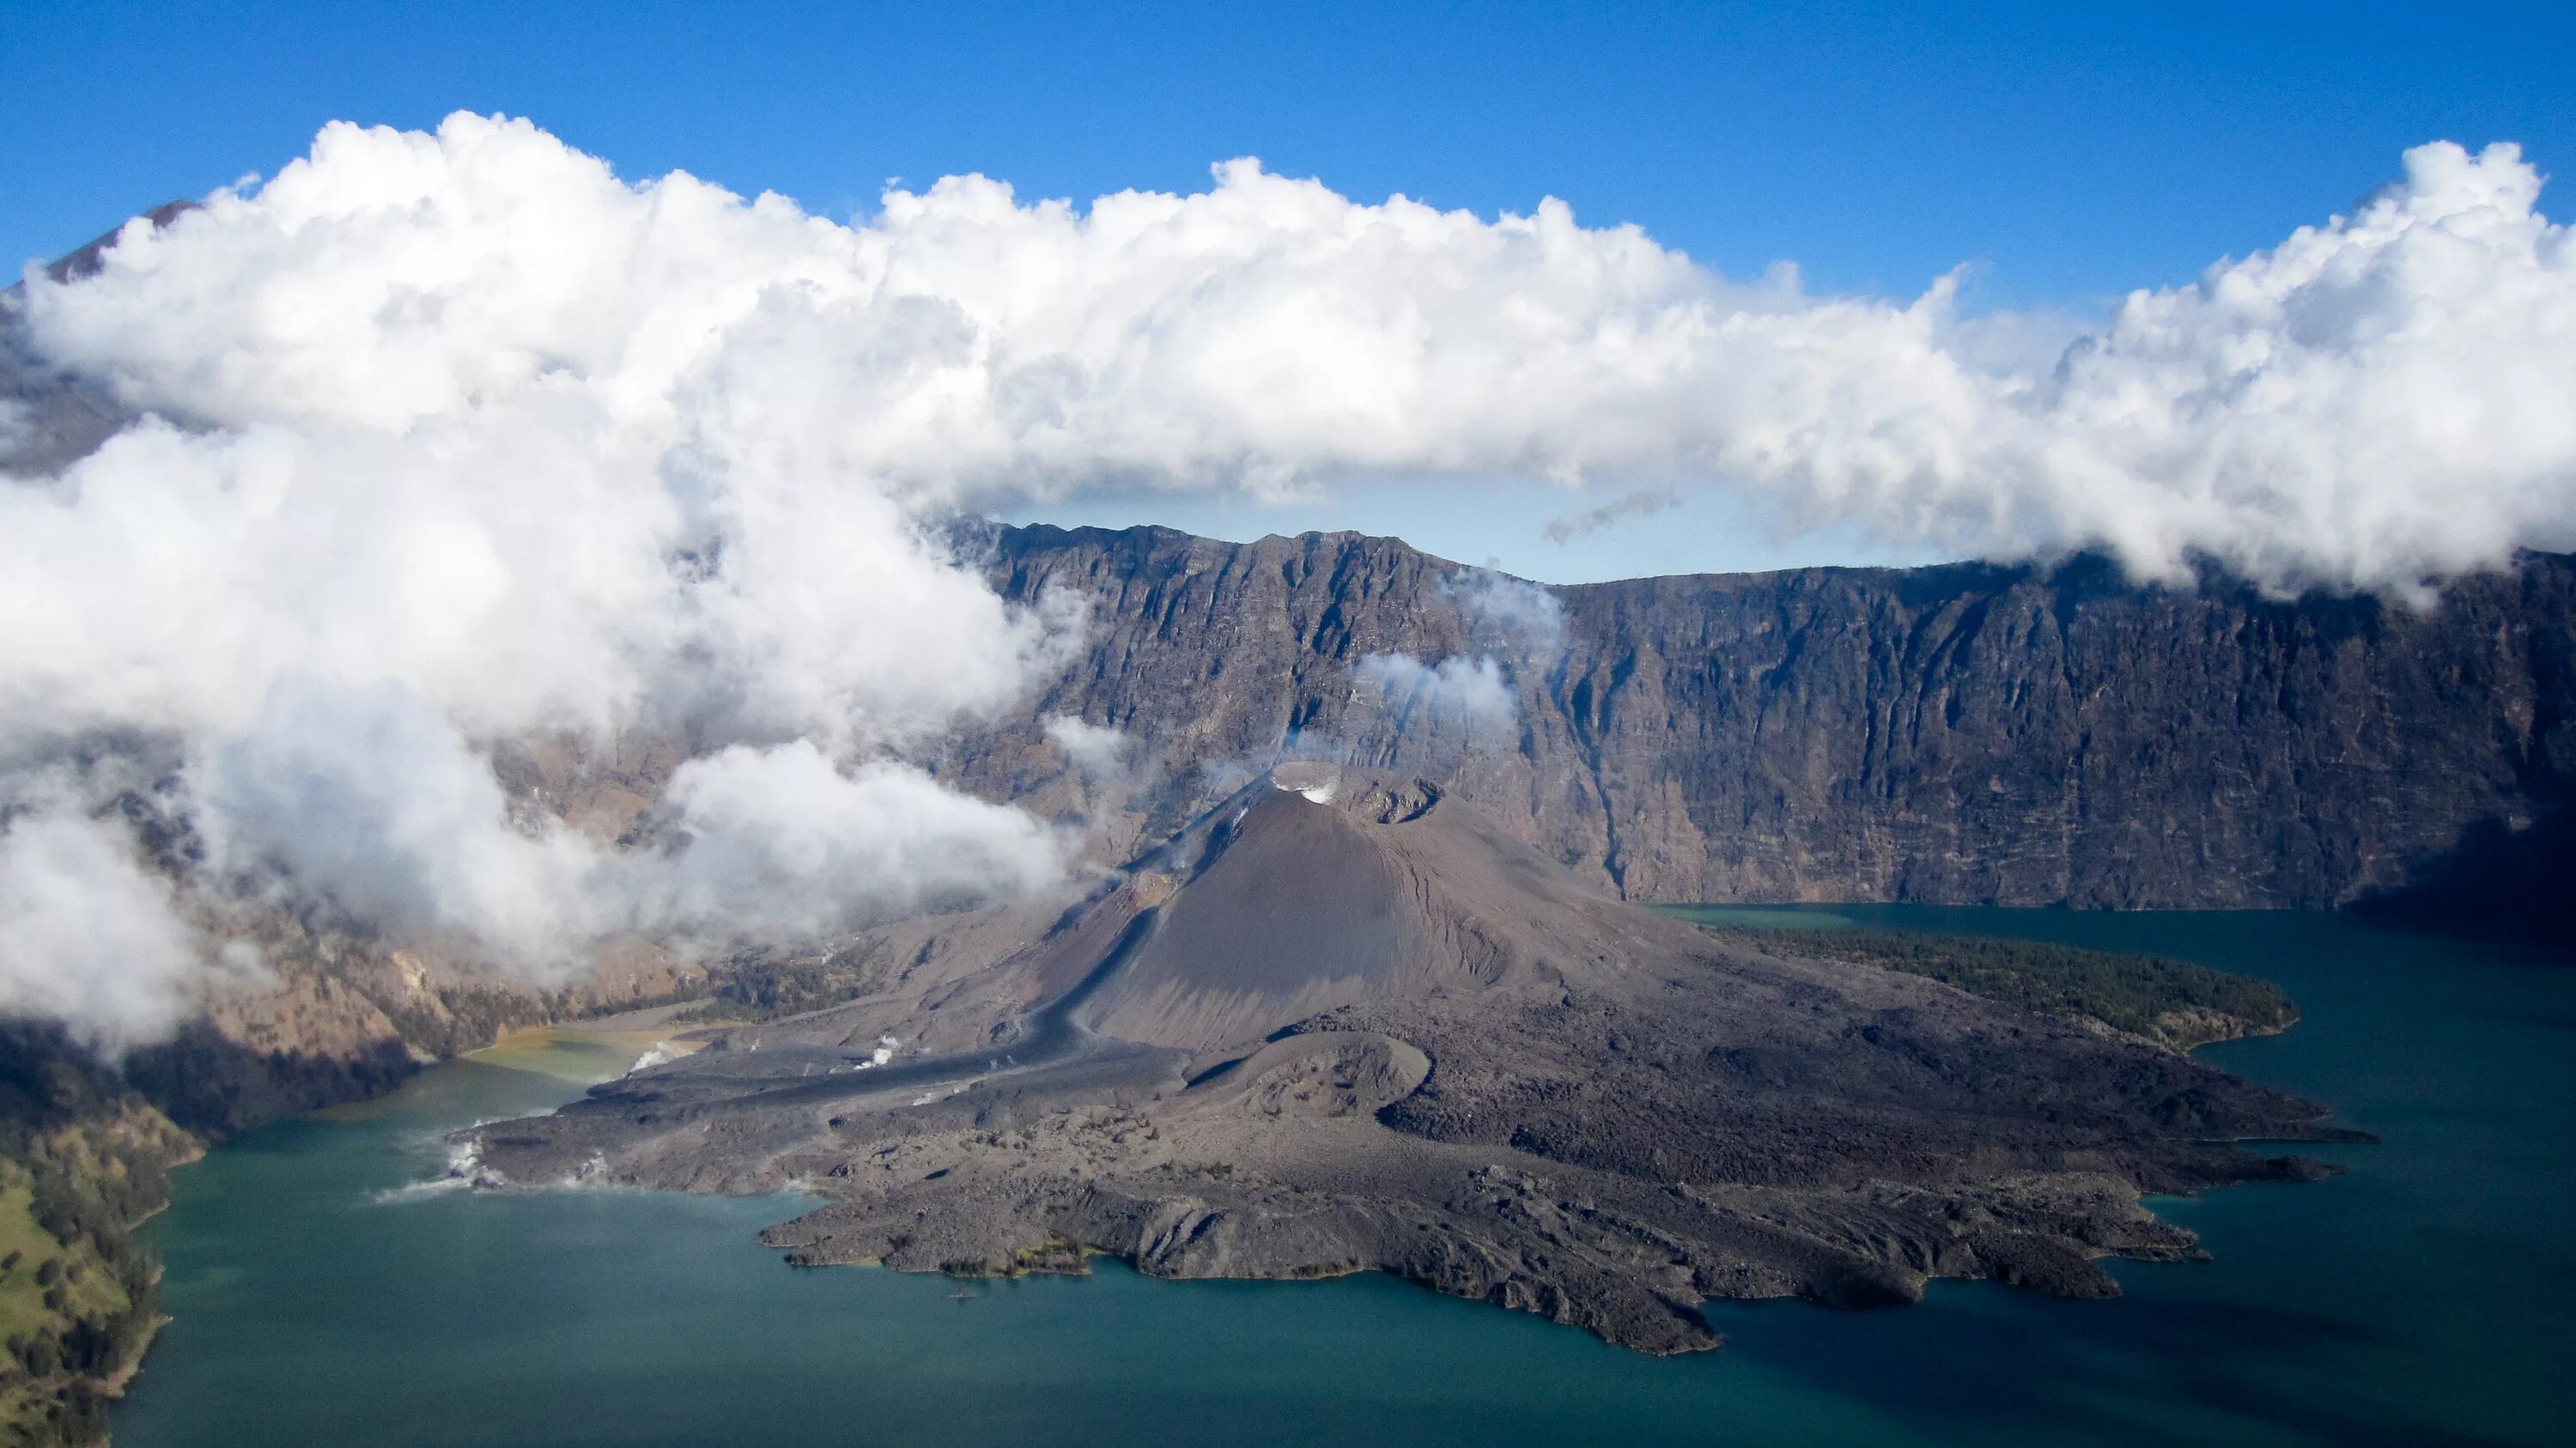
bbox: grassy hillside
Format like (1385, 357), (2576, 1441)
(0, 1034), (192, 1448)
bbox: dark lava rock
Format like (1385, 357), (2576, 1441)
(466, 772), (2356, 1354)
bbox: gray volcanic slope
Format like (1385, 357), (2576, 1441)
(469, 770), (2353, 1353)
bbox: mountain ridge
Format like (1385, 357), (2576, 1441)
(946, 522), (2576, 921)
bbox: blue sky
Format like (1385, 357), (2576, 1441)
(6, 0), (2568, 579)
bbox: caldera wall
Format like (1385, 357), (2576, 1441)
(966, 525), (2576, 912)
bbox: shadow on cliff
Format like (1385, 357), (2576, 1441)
(2350, 805), (2576, 953)
(120, 1025), (421, 1139)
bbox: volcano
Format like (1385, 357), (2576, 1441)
(468, 768), (2352, 1352)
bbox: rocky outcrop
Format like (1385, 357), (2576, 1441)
(957, 525), (2576, 913)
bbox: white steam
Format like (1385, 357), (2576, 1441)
(1352, 653), (1519, 734)
(1043, 714), (1135, 779)
(1450, 569), (1566, 661)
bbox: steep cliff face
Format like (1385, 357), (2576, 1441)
(962, 525), (2576, 911)
(118, 925), (703, 1139)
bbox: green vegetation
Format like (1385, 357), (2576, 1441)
(0, 1028), (195, 1446)
(1686, 922), (2297, 1050)
(673, 951), (875, 1025)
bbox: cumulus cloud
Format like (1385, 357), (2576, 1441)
(25, 120), (2549, 599)
(0, 804), (202, 1049)
(1986, 141), (2576, 593)
(198, 682), (1070, 971)
(198, 678), (620, 969)
(15, 124), (2571, 606)
(0, 114), (1089, 1038)
(652, 741), (1067, 937)
(3, 113), (2571, 1039)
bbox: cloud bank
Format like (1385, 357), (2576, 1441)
(2, 115), (1108, 1042)
(33, 120), (2572, 599)
(3, 113), (2572, 1041)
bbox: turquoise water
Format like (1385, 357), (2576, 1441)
(116, 911), (2576, 1447)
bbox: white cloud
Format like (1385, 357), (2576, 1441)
(198, 682), (1074, 967)
(0, 115), (1091, 1031)
(197, 678), (619, 970)
(3, 114), (2572, 1038)
(0, 804), (201, 1049)
(1990, 141), (2576, 593)
(652, 740), (1068, 938)
(15, 123), (2572, 610)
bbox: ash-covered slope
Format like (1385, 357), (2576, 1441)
(952, 524), (2576, 918)
(468, 769), (2353, 1353)
(1081, 767), (1649, 1051)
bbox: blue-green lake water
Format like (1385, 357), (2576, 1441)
(116, 910), (2576, 1446)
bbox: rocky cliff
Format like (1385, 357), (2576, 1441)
(958, 524), (2576, 914)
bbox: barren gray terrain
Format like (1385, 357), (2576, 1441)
(467, 768), (2354, 1352)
